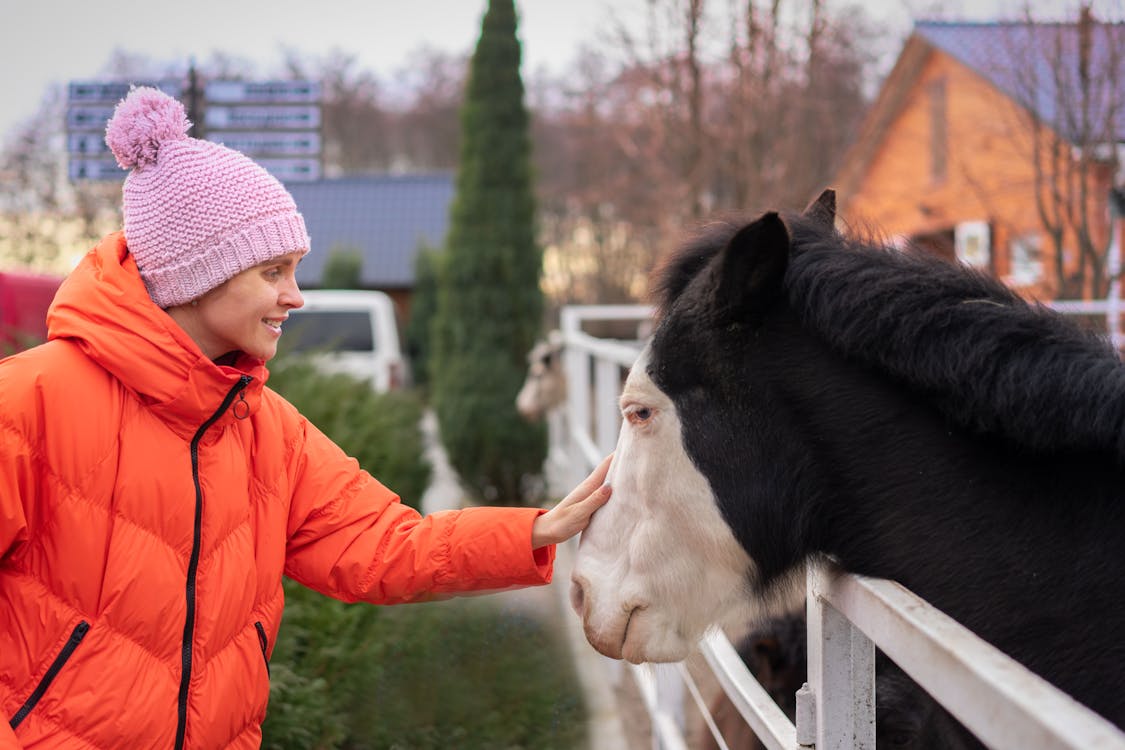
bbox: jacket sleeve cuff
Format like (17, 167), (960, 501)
(529, 508), (556, 582)
(438, 505), (556, 590)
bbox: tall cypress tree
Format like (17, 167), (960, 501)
(430, 0), (546, 504)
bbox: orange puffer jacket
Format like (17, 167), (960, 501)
(0, 233), (554, 749)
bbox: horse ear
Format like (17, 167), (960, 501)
(803, 189), (836, 229)
(713, 212), (790, 318)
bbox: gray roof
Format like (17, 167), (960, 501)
(288, 173), (454, 289)
(915, 20), (1125, 143)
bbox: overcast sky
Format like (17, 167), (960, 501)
(0, 0), (1102, 144)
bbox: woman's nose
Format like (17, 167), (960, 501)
(282, 280), (304, 309)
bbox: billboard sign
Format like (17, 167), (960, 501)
(207, 131), (321, 156)
(66, 106), (117, 131)
(66, 77), (323, 182)
(68, 159), (124, 181)
(203, 80), (322, 182)
(68, 80), (183, 104)
(254, 157), (322, 182)
(67, 78), (186, 180)
(67, 132), (112, 155)
(204, 80), (320, 104)
(204, 105), (321, 131)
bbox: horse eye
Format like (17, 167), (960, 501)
(626, 407), (653, 424)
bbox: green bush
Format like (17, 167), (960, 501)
(321, 245), (364, 289)
(262, 580), (379, 750)
(265, 590), (587, 750)
(1, 331), (45, 357)
(266, 358), (431, 509)
(354, 598), (586, 749)
(404, 245), (442, 392)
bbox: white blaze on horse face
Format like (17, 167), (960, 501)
(571, 346), (756, 664)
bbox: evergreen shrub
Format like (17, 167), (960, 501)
(321, 245), (364, 289)
(404, 245), (442, 391)
(431, 0), (547, 505)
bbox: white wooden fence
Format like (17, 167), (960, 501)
(550, 304), (1125, 750)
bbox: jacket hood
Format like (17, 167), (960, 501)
(46, 232), (268, 437)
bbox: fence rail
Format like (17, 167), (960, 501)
(552, 304), (1125, 750)
(1047, 298), (1125, 350)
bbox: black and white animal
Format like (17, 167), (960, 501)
(569, 190), (1125, 731)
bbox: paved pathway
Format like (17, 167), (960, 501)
(419, 410), (463, 515)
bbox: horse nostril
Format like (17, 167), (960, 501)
(570, 579), (586, 616)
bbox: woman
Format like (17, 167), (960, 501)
(0, 87), (611, 749)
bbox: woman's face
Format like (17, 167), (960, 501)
(173, 251), (306, 362)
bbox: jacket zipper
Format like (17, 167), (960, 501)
(254, 621), (271, 678)
(9, 620), (90, 729)
(174, 375), (252, 750)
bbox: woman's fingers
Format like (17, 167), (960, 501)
(563, 453), (613, 506)
(532, 454), (614, 548)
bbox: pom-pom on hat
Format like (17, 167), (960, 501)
(105, 86), (310, 308)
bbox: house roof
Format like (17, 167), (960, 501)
(915, 20), (1125, 143)
(288, 173), (454, 289)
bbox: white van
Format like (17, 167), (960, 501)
(282, 289), (408, 392)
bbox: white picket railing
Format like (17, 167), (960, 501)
(552, 304), (1125, 750)
(1048, 298), (1125, 350)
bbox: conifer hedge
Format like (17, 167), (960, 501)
(430, 0), (547, 505)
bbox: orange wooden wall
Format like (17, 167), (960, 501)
(840, 46), (1113, 302)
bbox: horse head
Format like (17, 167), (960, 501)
(516, 336), (566, 421)
(569, 184), (1125, 737)
(570, 192), (836, 663)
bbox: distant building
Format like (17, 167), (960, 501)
(288, 173), (454, 317)
(832, 17), (1125, 302)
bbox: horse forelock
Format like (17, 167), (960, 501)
(651, 218), (743, 319)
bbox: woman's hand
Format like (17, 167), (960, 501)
(531, 454), (613, 549)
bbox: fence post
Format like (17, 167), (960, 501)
(595, 358), (621, 455)
(807, 564), (876, 750)
(560, 308), (592, 489)
(653, 664), (686, 750)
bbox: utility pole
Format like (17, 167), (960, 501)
(186, 59), (203, 139)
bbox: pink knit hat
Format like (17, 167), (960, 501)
(105, 86), (310, 308)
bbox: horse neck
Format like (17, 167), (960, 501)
(918, 340), (1125, 462)
(750, 320), (1125, 722)
(761, 333), (1125, 582)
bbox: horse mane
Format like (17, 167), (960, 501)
(651, 219), (733, 318)
(654, 212), (1125, 459)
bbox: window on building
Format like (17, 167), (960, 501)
(1009, 233), (1044, 286)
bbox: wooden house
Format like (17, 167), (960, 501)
(833, 17), (1125, 302)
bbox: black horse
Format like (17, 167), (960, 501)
(569, 191), (1125, 735)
